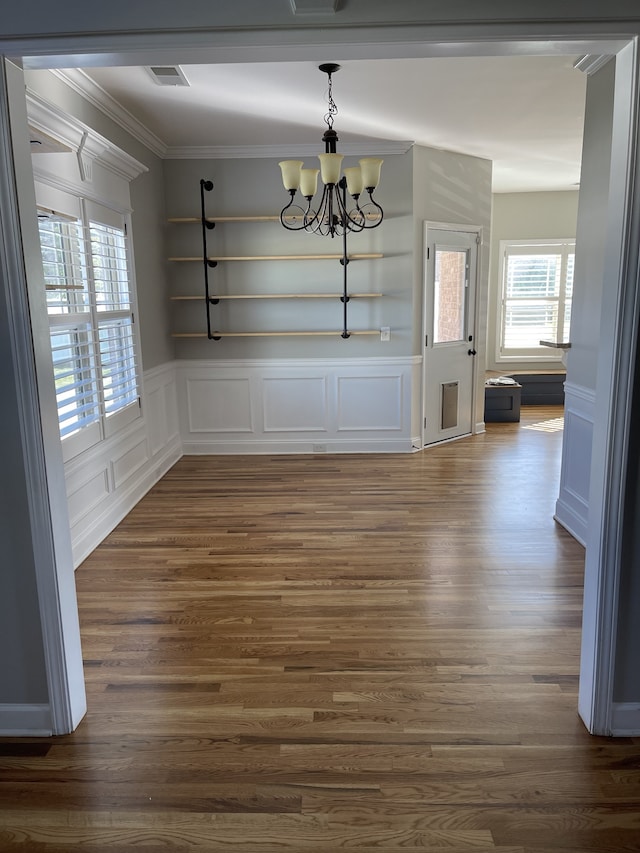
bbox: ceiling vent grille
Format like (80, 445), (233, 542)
(146, 66), (190, 87)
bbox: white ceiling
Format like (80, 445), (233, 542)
(59, 55), (587, 193)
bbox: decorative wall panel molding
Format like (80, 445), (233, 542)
(554, 380), (595, 545)
(177, 357), (416, 454)
(337, 374), (403, 431)
(187, 377), (253, 433)
(65, 362), (181, 566)
(263, 376), (328, 432)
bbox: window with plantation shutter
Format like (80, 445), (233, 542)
(89, 219), (140, 436)
(498, 239), (575, 360)
(38, 203), (141, 458)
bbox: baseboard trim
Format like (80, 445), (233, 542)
(554, 499), (587, 546)
(610, 703), (640, 736)
(0, 703), (52, 736)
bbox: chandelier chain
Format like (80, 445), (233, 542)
(324, 72), (338, 131)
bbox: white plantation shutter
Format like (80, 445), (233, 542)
(499, 240), (575, 358)
(88, 218), (140, 434)
(98, 318), (138, 415)
(90, 220), (131, 313)
(39, 218), (100, 441)
(49, 324), (99, 438)
(38, 202), (140, 454)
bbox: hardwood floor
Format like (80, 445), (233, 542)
(2, 405), (640, 852)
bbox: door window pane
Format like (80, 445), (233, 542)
(434, 248), (467, 343)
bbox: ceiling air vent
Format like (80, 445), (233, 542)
(146, 66), (190, 87)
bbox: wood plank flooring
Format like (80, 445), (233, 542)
(2, 405), (640, 852)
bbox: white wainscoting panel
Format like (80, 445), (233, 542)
(187, 377), (253, 432)
(555, 381), (595, 546)
(263, 376), (328, 432)
(177, 358), (418, 454)
(66, 468), (110, 530)
(66, 362), (181, 567)
(337, 375), (403, 431)
(111, 436), (149, 490)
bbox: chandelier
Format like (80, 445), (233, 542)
(278, 64), (383, 238)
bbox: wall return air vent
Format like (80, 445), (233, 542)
(146, 66), (190, 87)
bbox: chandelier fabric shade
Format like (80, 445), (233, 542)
(278, 64), (384, 238)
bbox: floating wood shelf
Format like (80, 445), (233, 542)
(172, 330), (381, 338)
(169, 253), (383, 262)
(170, 292), (383, 301)
(168, 216), (280, 223)
(168, 214), (381, 223)
(169, 186), (386, 342)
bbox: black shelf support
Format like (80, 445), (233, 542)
(338, 177), (350, 338)
(200, 179), (219, 340)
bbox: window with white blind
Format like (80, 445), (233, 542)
(38, 203), (140, 459)
(498, 239), (575, 361)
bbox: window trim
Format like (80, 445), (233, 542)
(38, 196), (142, 461)
(496, 237), (575, 364)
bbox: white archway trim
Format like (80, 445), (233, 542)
(0, 58), (86, 735)
(579, 38), (640, 735)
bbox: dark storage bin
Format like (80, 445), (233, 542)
(484, 383), (522, 423)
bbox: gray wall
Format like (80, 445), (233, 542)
(615, 360), (640, 702)
(163, 154), (413, 360)
(163, 145), (491, 366)
(412, 144), (492, 430)
(566, 62), (615, 393)
(488, 191), (579, 372)
(412, 144), (493, 350)
(0, 343), (48, 704)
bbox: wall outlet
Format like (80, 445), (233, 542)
(312, 443), (327, 453)
(380, 326), (390, 342)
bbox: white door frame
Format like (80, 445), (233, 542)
(422, 221), (483, 448)
(0, 20), (638, 736)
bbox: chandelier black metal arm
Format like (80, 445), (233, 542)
(280, 176), (383, 238)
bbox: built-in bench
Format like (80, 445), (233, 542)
(506, 372), (566, 405)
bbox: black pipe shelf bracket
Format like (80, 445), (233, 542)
(200, 179), (221, 340)
(198, 177), (357, 340)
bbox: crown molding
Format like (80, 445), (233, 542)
(50, 69), (167, 158)
(26, 89), (149, 181)
(164, 140), (414, 160)
(45, 69), (412, 162)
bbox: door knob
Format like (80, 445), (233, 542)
(468, 348), (477, 356)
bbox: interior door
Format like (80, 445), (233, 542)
(423, 226), (478, 446)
